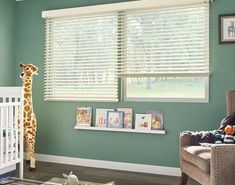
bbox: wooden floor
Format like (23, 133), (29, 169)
(13, 161), (200, 185)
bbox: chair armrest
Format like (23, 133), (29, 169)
(180, 132), (193, 148)
(211, 144), (235, 185)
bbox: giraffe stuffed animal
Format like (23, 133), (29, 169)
(20, 63), (38, 171)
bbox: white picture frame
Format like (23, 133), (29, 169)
(135, 114), (151, 130)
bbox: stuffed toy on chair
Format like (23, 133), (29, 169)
(223, 125), (235, 143)
(213, 124), (235, 144)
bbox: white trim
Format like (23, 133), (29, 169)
(35, 154), (181, 177)
(74, 126), (166, 134)
(0, 165), (16, 175)
(42, 0), (209, 18)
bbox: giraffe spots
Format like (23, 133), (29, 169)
(28, 109), (32, 116)
(24, 88), (30, 93)
(24, 93), (29, 98)
(32, 119), (36, 125)
(21, 63), (38, 169)
(25, 105), (30, 112)
(25, 122), (30, 126)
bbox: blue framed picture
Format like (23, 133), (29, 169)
(107, 111), (124, 128)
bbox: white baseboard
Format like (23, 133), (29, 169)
(35, 153), (181, 177)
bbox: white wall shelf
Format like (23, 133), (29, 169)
(74, 126), (166, 134)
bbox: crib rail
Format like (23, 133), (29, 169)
(0, 87), (23, 179)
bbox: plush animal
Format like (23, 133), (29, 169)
(223, 125), (235, 143)
(62, 171), (115, 185)
(63, 171), (79, 185)
(213, 133), (224, 144)
(20, 63), (38, 171)
(213, 125), (235, 144)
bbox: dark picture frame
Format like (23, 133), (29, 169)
(219, 14), (235, 44)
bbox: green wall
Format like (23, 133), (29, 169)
(14, 0), (235, 168)
(0, 0), (15, 86)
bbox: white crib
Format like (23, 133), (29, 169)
(0, 87), (24, 179)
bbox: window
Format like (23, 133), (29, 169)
(43, 0), (209, 102)
(44, 14), (119, 102)
(119, 5), (209, 102)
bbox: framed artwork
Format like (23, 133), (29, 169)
(107, 111), (124, 128)
(95, 108), (114, 127)
(219, 14), (235, 44)
(117, 108), (133, 129)
(146, 110), (164, 130)
(135, 114), (151, 130)
(76, 106), (92, 127)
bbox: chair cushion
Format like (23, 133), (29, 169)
(182, 146), (211, 173)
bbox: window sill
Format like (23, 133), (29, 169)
(74, 126), (166, 134)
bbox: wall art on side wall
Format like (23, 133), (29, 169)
(219, 14), (235, 44)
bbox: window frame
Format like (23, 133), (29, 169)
(42, 0), (210, 102)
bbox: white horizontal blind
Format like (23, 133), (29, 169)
(44, 14), (119, 101)
(118, 4), (209, 77)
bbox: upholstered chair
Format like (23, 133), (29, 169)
(180, 90), (235, 185)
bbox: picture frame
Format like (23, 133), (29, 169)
(76, 106), (92, 127)
(117, 108), (133, 129)
(219, 14), (235, 44)
(107, 111), (124, 128)
(146, 110), (164, 130)
(135, 114), (151, 130)
(95, 108), (114, 127)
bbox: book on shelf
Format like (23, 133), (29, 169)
(117, 108), (133, 129)
(76, 106), (92, 127)
(107, 111), (124, 128)
(146, 110), (164, 130)
(135, 113), (152, 130)
(95, 108), (114, 127)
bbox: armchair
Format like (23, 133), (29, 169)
(180, 90), (235, 185)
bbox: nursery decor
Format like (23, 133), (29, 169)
(219, 14), (235, 43)
(135, 114), (151, 130)
(117, 108), (133, 129)
(76, 106), (92, 127)
(63, 171), (79, 185)
(0, 87), (24, 179)
(107, 111), (124, 128)
(146, 110), (164, 130)
(95, 108), (114, 127)
(20, 63), (38, 171)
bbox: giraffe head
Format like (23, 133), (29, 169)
(20, 63), (38, 79)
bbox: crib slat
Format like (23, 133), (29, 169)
(15, 105), (19, 161)
(0, 87), (23, 179)
(9, 105), (14, 161)
(5, 104), (9, 163)
(0, 107), (3, 165)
